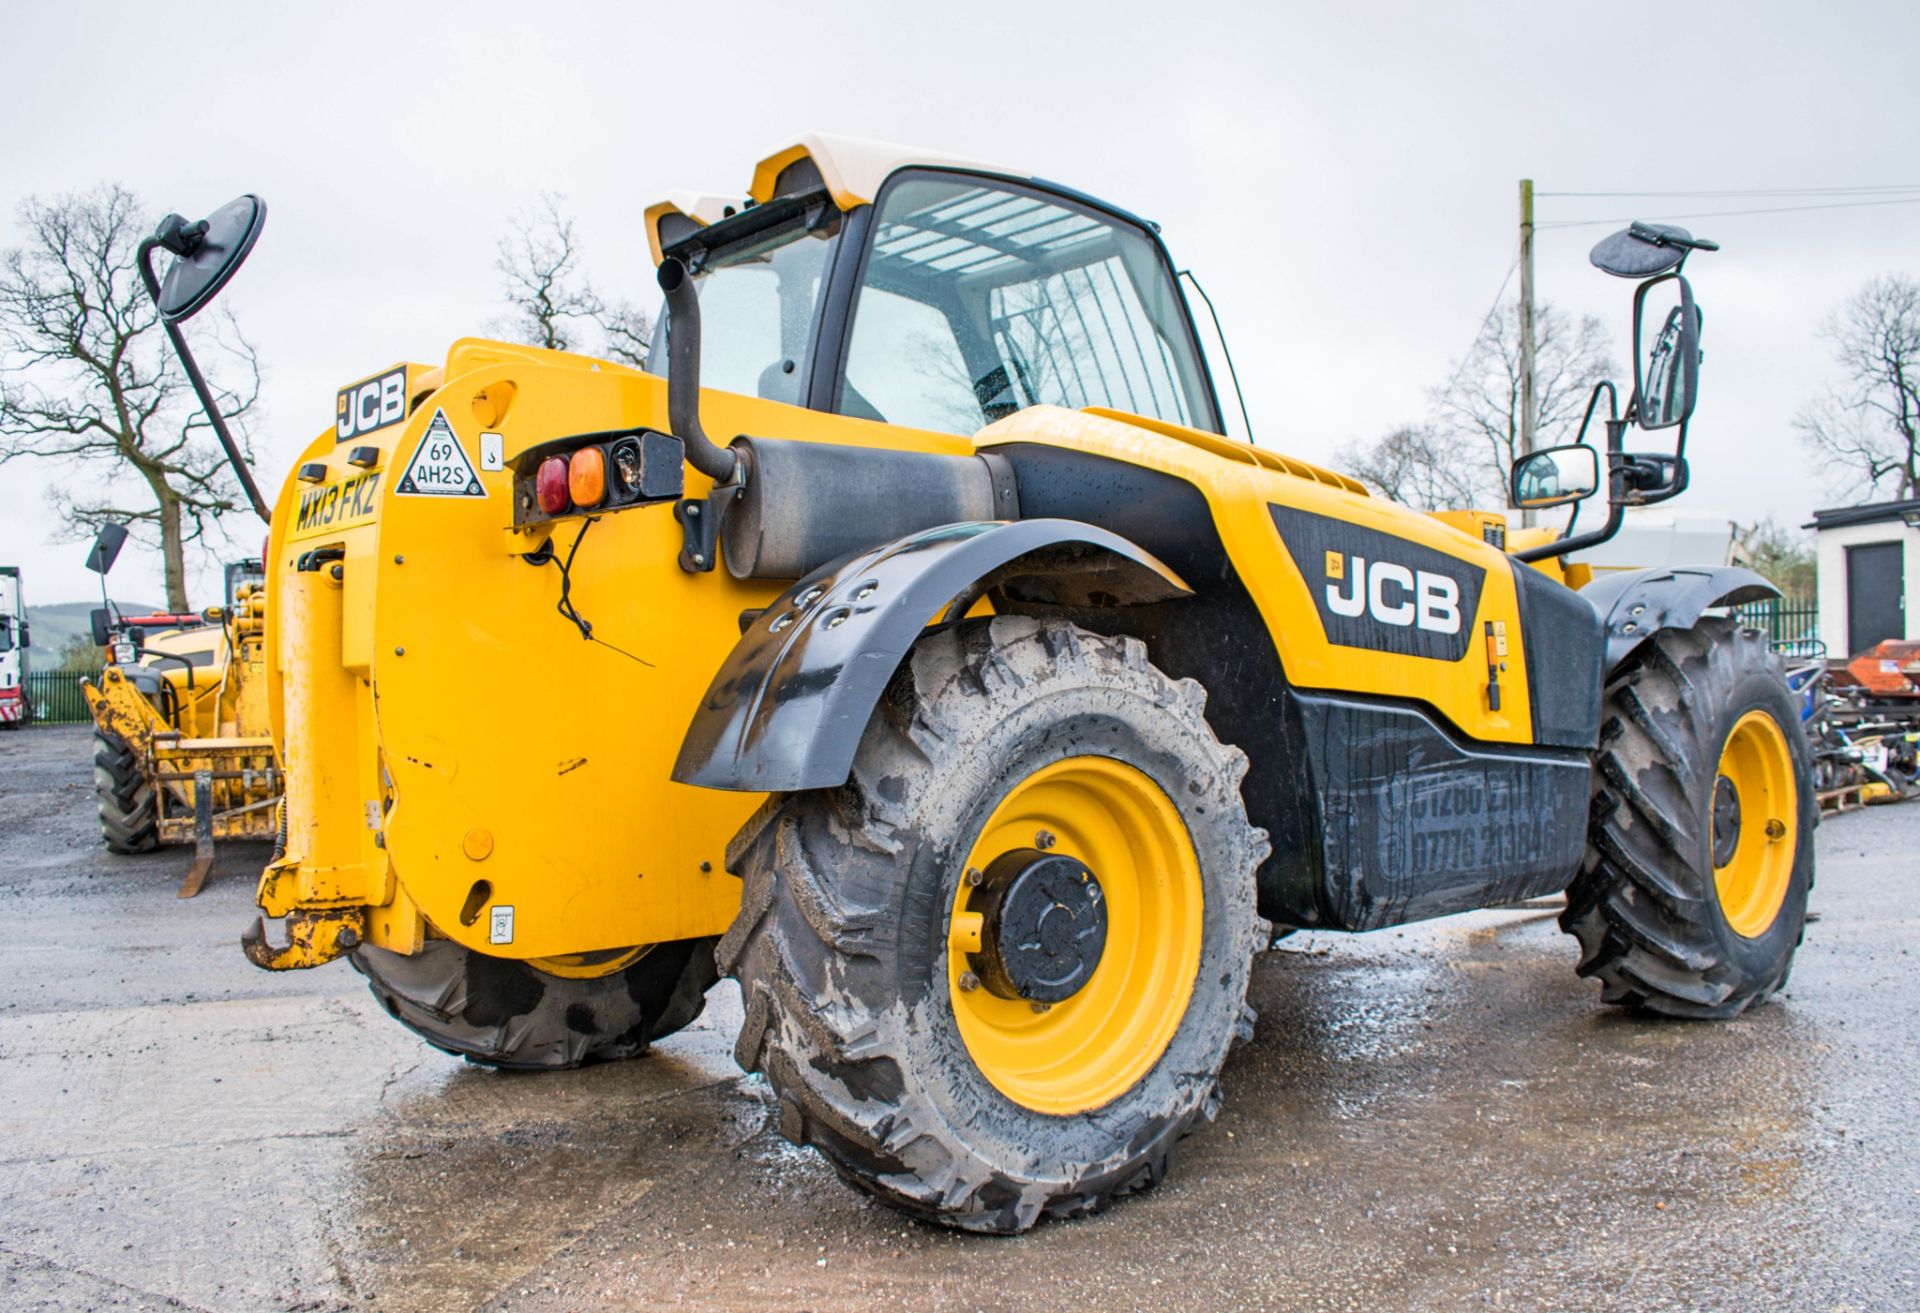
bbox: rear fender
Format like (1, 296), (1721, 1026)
(1581, 565), (1780, 671)
(671, 518), (1189, 792)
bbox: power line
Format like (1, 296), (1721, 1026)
(1536, 194), (1920, 230)
(1434, 258), (1519, 396)
(1539, 185), (1920, 198)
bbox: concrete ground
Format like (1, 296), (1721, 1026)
(1, 723), (1915, 1313)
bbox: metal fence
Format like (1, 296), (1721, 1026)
(21, 668), (100, 725)
(1732, 598), (1821, 654)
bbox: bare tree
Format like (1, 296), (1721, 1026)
(1340, 301), (1614, 510)
(492, 193), (652, 362)
(1794, 274), (1920, 501)
(1430, 300), (1616, 491)
(1734, 516), (1816, 601)
(598, 298), (654, 367)
(0, 184), (260, 612)
(1337, 423), (1489, 510)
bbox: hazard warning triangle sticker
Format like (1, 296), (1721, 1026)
(395, 410), (486, 497)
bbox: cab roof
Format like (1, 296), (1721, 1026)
(644, 132), (1027, 265)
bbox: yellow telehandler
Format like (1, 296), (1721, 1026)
(81, 533), (278, 897)
(144, 136), (1811, 1232)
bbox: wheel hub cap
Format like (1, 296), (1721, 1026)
(1711, 774), (1742, 868)
(972, 848), (1107, 1004)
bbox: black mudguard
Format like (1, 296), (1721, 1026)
(671, 518), (1189, 793)
(1579, 565), (1780, 671)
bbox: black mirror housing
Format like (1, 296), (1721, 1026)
(85, 522), (129, 575)
(1632, 273), (1701, 431)
(89, 608), (112, 647)
(1510, 443), (1601, 510)
(153, 195), (266, 323)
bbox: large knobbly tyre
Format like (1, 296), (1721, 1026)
(353, 936), (719, 1071)
(93, 728), (159, 855)
(724, 616), (1268, 1233)
(1563, 619), (1815, 1018)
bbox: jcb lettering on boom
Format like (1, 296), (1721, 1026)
(336, 366), (407, 442)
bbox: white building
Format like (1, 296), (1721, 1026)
(1808, 498), (1920, 656)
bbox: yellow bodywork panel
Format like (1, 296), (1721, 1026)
(263, 348), (1550, 963)
(979, 408), (1536, 744)
(263, 342), (979, 961)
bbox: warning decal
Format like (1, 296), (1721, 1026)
(395, 410), (486, 498)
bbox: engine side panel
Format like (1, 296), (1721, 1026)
(986, 408), (1582, 931)
(1296, 692), (1591, 929)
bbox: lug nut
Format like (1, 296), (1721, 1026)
(1035, 829), (1056, 850)
(964, 866), (983, 887)
(958, 971), (981, 992)
(1030, 1001), (1051, 1015)
(1766, 818), (1786, 841)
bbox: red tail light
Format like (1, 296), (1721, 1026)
(536, 457), (571, 516)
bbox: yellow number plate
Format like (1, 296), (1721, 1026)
(289, 470), (383, 543)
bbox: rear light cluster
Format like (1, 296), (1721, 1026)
(514, 429), (686, 526)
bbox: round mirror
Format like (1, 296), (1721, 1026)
(1510, 444), (1600, 510)
(156, 195), (266, 323)
(1589, 222), (1694, 279)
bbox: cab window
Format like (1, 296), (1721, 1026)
(837, 172), (1216, 436)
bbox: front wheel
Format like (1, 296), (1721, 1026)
(723, 617), (1268, 1232)
(1562, 619), (1815, 1018)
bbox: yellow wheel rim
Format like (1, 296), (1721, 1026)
(1712, 710), (1797, 939)
(948, 756), (1203, 1116)
(525, 944), (653, 980)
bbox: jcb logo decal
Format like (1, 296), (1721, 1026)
(289, 470), (382, 542)
(1325, 556), (1461, 635)
(336, 366), (407, 443)
(1268, 504), (1484, 662)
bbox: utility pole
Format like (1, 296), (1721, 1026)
(1517, 178), (1537, 525)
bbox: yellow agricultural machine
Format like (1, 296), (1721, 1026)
(81, 532), (278, 897)
(143, 136), (1813, 1232)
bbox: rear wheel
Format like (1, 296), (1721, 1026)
(93, 728), (159, 855)
(723, 617), (1268, 1232)
(1562, 619), (1815, 1018)
(353, 935), (719, 1070)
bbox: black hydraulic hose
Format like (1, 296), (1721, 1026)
(655, 257), (740, 484)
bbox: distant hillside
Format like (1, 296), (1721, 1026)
(24, 600), (164, 669)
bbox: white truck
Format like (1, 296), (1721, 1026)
(0, 566), (26, 729)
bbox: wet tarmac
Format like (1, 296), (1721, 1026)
(2, 723), (1915, 1312)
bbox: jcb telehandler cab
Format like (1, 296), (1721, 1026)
(146, 136), (1811, 1233)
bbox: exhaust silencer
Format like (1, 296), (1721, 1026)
(655, 257), (740, 485)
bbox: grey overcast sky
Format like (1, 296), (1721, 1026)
(3, 0), (1916, 608)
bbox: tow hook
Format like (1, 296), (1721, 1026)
(241, 908), (365, 970)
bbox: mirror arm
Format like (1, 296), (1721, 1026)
(137, 237), (272, 525)
(1512, 417), (1629, 563)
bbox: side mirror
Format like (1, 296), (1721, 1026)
(1632, 273), (1701, 431)
(17, 624), (28, 649)
(85, 522), (129, 575)
(152, 195), (267, 323)
(89, 608), (113, 647)
(1510, 443), (1600, 510)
